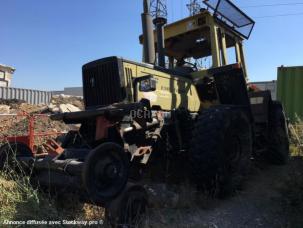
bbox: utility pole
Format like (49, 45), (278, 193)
(187, 0), (201, 16)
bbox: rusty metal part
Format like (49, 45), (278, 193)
(131, 146), (152, 164)
(0, 113), (64, 154)
(95, 116), (115, 141)
(42, 139), (64, 156)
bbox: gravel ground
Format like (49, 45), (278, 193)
(147, 160), (299, 228)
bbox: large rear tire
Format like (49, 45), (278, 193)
(265, 101), (289, 165)
(189, 106), (253, 198)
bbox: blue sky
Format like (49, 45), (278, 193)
(1, 0), (303, 90)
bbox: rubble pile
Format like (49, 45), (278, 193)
(0, 99), (48, 114)
(48, 94), (84, 113)
(0, 95), (84, 138)
(0, 98), (24, 108)
(0, 95), (84, 115)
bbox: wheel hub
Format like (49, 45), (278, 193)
(105, 163), (119, 179)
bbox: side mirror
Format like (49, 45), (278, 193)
(139, 75), (157, 92)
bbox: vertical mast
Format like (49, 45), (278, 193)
(141, 0), (156, 64)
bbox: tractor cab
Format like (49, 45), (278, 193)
(140, 0), (255, 79)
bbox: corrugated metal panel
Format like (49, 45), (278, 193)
(0, 87), (52, 105)
(52, 87), (83, 97)
(277, 66), (303, 122)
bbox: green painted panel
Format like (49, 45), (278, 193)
(277, 66), (303, 122)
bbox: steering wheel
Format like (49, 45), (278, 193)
(183, 61), (198, 71)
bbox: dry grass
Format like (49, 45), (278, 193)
(0, 173), (106, 225)
(277, 121), (303, 227)
(0, 172), (52, 222)
(289, 118), (303, 156)
(0, 158), (105, 226)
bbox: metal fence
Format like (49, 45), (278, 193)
(52, 87), (83, 97)
(0, 87), (53, 105)
(250, 81), (277, 100)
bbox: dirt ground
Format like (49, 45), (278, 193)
(147, 159), (302, 228)
(0, 99), (79, 144)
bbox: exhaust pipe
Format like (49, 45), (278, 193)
(153, 17), (167, 68)
(141, 0), (155, 64)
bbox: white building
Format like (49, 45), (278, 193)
(0, 64), (15, 87)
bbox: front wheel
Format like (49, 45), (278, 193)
(82, 142), (129, 205)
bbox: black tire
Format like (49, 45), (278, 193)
(82, 142), (129, 205)
(174, 108), (194, 149)
(0, 142), (33, 173)
(189, 106), (253, 198)
(265, 101), (289, 165)
(106, 184), (148, 228)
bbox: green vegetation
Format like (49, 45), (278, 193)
(0, 171), (58, 222)
(289, 120), (303, 156)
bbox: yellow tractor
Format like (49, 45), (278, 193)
(0, 0), (289, 226)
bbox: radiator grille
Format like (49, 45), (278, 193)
(82, 58), (124, 108)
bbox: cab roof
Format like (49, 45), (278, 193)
(139, 0), (255, 60)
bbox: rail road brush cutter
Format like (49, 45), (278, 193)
(0, 0), (289, 226)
